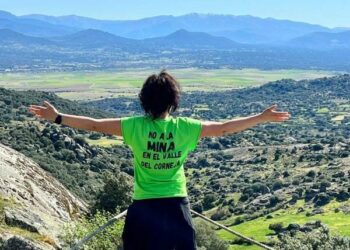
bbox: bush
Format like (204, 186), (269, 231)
(194, 220), (229, 250)
(314, 193), (331, 207)
(310, 144), (324, 151)
(272, 180), (283, 191)
(269, 222), (284, 233)
(202, 194), (217, 210)
(306, 170), (316, 178)
(92, 173), (132, 213)
(61, 210), (124, 250)
(89, 132), (102, 140)
(210, 208), (228, 221)
(275, 225), (350, 250)
(192, 203), (204, 213)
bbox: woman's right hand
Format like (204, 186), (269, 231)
(28, 101), (59, 122)
(260, 104), (290, 123)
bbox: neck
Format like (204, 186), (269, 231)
(159, 112), (169, 119)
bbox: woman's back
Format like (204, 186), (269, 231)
(121, 115), (202, 200)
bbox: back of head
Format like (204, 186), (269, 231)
(139, 70), (180, 119)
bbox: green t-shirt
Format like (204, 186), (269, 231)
(121, 115), (202, 200)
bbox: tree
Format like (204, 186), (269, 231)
(194, 220), (229, 250)
(202, 194), (217, 210)
(92, 173), (132, 213)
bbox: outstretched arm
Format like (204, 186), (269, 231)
(200, 105), (290, 138)
(28, 101), (122, 136)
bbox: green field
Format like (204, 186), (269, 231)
(0, 68), (337, 101)
(217, 200), (350, 250)
(86, 136), (123, 147)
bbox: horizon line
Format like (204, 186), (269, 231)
(1, 9), (343, 29)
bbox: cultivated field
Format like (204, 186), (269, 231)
(0, 68), (337, 101)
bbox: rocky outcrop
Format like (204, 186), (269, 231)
(0, 143), (88, 249)
(0, 233), (55, 250)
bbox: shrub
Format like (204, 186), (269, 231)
(306, 170), (316, 178)
(275, 225), (350, 250)
(210, 208), (228, 221)
(202, 194), (217, 210)
(269, 222), (284, 233)
(194, 220), (229, 250)
(61, 210), (124, 250)
(313, 193), (331, 207)
(92, 173), (132, 213)
(89, 132), (102, 140)
(272, 180), (283, 191)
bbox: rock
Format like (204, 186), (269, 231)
(0, 143), (88, 248)
(0, 233), (55, 250)
(310, 208), (324, 215)
(5, 208), (45, 234)
(63, 135), (75, 148)
(297, 207), (305, 213)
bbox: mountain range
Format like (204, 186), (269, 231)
(1, 9), (349, 49)
(1, 10), (350, 71)
(19, 12), (330, 43)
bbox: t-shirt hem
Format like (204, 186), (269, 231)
(133, 193), (188, 200)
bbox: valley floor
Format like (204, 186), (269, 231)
(0, 68), (336, 101)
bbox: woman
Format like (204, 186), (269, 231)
(29, 70), (290, 250)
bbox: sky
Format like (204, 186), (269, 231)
(0, 0), (349, 28)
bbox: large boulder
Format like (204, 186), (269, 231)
(0, 143), (88, 248)
(0, 233), (55, 250)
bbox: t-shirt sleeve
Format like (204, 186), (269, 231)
(120, 116), (136, 147)
(180, 117), (203, 151)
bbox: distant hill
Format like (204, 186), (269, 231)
(0, 27), (242, 50)
(0, 28), (54, 45)
(22, 12), (331, 43)
(52, 29), (138, 49)
(143, 29), (242, 49)
(0, 10), (78, 37)
(289, 31), (350, 50)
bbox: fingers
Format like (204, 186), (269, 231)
(267, 104), (278, 111)
(28, 108), (43, 118)
(272, 111), (290, 116)
(28, 107), (41, 115)
(274, 113), (291, 122)
(43, 101), (54, 109)
(29, 105), (46, 109)
(28, 104), (46, 117)
(29, 105), (46, 110)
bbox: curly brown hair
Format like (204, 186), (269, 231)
(139, 70), (180, 119)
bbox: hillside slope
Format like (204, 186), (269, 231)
(0, 143), (87, 249)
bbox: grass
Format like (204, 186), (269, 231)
(86, 136), (123, 147)
(216, 200), (350, 249)
(0, 68), (337, 101)
(331, 115), (347, 122)
(317, 107), (330, 114)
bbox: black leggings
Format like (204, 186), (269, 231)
(122, 197), (196, 250)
